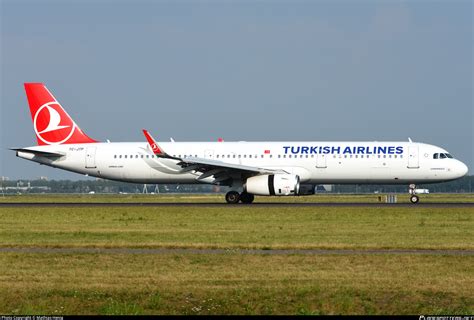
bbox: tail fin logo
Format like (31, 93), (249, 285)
(33, 102), (76, 145)
(151, 143), (159, 153)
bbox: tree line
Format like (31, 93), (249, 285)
(1, 175), (472, 194)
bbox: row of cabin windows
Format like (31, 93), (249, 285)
(433, 153), (453, 159)
(114, 154), (403, 159)
(114, 154), (159, 159)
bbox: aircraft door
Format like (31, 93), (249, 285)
(407, 146), (419, 168)
(204, 149), (214, 159)
(85, 147), (97, 168)
(316, 154), (327, 168)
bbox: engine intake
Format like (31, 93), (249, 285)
(245, 174), (300, 196)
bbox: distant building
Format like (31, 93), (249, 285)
(323, 184), (333, 192)
(39, 176), (48, 181)
(315, 184), (333, 192)
(1, 176), (9, 181)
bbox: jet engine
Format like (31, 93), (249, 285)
(245, 174), (300, 196)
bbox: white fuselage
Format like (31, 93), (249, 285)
(17, 141), (468, 187)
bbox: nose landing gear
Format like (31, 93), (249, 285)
(410, 194), (419, 204)
(409, 184), (419, 204)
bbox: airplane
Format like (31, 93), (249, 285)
(12, 83), (469, 204)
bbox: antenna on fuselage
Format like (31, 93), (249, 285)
(408, 137), (413, 143)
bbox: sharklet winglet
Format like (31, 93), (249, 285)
(142, 129), (178, 160)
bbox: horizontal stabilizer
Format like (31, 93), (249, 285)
(10, 148), (64, 158)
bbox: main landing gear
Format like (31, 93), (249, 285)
(225, 191), (255, 204)
(409, 184), (419, 204)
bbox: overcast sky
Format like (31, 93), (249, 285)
(1, 0), (472, 180)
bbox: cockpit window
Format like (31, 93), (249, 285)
(434, 153), (453, 159)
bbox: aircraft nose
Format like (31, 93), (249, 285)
(455, 160), (468, 178)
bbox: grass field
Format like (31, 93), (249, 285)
(0, 206), (472, 250)
(0, 192), (473, 203)
(1, 253), (472, 315)
(0, 196), (473, 315)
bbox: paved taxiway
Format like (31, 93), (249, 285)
(0, 247), (472, 256)
(0, 202), (473, 208)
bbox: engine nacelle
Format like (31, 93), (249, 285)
(245, 174), (300, 196)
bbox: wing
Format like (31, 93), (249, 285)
(142, 129), (287, 185)
(177, 156), (287, 182)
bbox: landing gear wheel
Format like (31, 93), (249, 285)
(239, 193), (255, 204)
(225, 191), (240, 204)
(410, 195), (419, 204)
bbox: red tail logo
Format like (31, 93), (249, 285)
(25, 83), (97, 145)
(151, 143), (159, 152)
(142, 129), (164, 155)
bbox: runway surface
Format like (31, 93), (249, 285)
(0, 202), (473, 208)
(0, 247), (472, 256)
